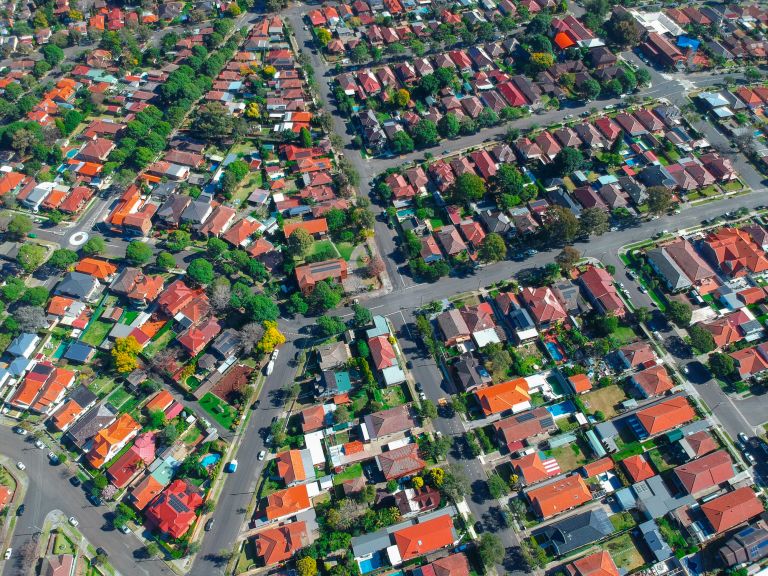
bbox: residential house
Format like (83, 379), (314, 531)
(376, 443), (425, 480)
(254, 522), (310, 566)
(494, 407), (556, 452)
(526, 475), (592, 518)
(673, 450), (734, 496)
(295, 259), (348, 294)
(145, 479), (203, 538)
(631, 365), (673, 398)
(580, 266), (626, 317)
(363, 405), (415, 440)
(631, 396), (696, 438)
(701, 487), (763, 535)
(85, 413), (140, 468)
(475, 378), (531, 416)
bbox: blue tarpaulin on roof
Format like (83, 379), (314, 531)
(677, 36), (700, 50)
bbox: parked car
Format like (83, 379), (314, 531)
(16, 462), (25, 471)
(68, 517), (79, 527)
(738, 432), (749, 446)
(226, 460), (238, 473)
(205, 519), (215, 531)
(258, 450), (266, 461)
(34, 439), (45, 449)
(16, 504), (24, 516)
(48, 452), (58, 464)
(119, 525), (131, 534)
(4, 548), (11, 560)
(69, 476), (81, 487)
(13, 427), (27, 436)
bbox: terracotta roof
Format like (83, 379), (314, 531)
(683, 431), (717, 457)
(265, 484), (311, 520)
(146, 479), (203, 538)
(582, 457), (614, 478)
(673, 449), (734, 494)
(475, 379), (530, 416)
(635, 396), (695, 436)
(145, 390), (174, 412)
(622, 454), (656, 483)
(527, 475), (591, 518)
(393, 514), (455, 561)
(283, 218), (329, 237)
(75, 258), (117, 280)
(276, 450), (306, 485)
(422, 553), (470, 576)
(131, 475), (163, 510)
(254, 521), (309, 565)
(378, 443), (425, 480)
(513, 452), (560, 484)
(369, 335), (397, 371)
(701, 487), (763, 534)
(363, 405), (415, 439)
(566, 551), (620, 576)
(568, 373), (592, 393)
(632, 365), (674, 397)
(86, 413), (140, 468)
(301, 405), (326, 432)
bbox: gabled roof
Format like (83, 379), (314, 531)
(622, 454), (656, 483)
(701, 487), (763, 534)
(527, 475), (592, 518)
(475, 379), (530, 416)
(75, 258), (117, 280)
(632, 365), (673, 397)
(566, 551), (620, 576)
(635, 396), (695, 436)
(673, 449), (734, 494)
(276, 450), (306, 485)
(264, 484), (311, 520)
(86, 413), (140, 468)
(363, 405), (415, 439)
(377, 443), (426, 479)
(369, 335), (397, 371)
(393, 514), (455, 561)
(254, 522), (309, 565)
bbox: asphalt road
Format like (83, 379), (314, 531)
(186, 340), (297, 576)
(0, 427), (176, 576)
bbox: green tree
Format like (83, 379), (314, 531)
(7, 214), (32, 239)
(187, 258), (214, 285)
(18, 244), (47, 272)
(287, 228), (314, 258)
(353, 303), (373, 327)
(412, 119), (439, 148)
(450, 173), (486, 205)
(581, 78), (601, 101)
(479, 233), (507, 262)
(207, 237), (228, 259)
(487, 474), (509, 499)
(668, 301), (692, 327)
(545, 206), (580, 244)
(605, 11), (641, 47)
(580, 207), (609, 236)
(300, 126), (312, 148)
(555, 246), (581, 271)
(478, 533), (505, 568)
(47, 248), (78, 270)
(688, 324), (716, 354)
(437, 113), (460, 138)
(496, 164), (528, 197)
(166, 230), (191, 252)
(647, 186), (673, 215)
(148, 410), (166, 429)
(156, 251), (176, 270)
(288, 292), (309, 315)
(82, 236), (106, 256)
(419, 399), (437, 420)
(552, 147), (584, 176)
(392, 131), (414, 154)
(709, 352), (736, 381)
(634, 306), (651, 324)
(21, 286), (49, 307)
(316, 315), (346, 336)
(308, 280), (342, 312)
(125, 241), (153, 265)
(243, 294), (279, 323)
(636, 68), (651, 86)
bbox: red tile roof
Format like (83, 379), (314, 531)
(369, 335), (397, 371)
(475, 379), (530, 416)
(701, 487), (763, 534)
(254, 522), (309, 565)
(264, 484), (311, 520)
(635, 396), (695, 436)
(146, 479), (203, 538)
(622, 454), (656, 483)
(393, 514), (455, 561)
(566, 551), (620, 576)
(673, 450), (734, 495)
(527, 475), (591, 518)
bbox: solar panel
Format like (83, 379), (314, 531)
(541, 416), (555, 428)
(168, 495), (189, 513)
(517, 412), (535, 422)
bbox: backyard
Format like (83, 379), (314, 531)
(604, 532), (646, 571)
(332, 463), (363, 485)
(582, 385), (628, 420)
(80, 320), (112, 347)
(199, 393), (237, 429)
(546, 440), (588, 472)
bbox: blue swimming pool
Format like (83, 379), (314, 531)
(396, 208), (415, 220)
(545, 341), (564, 361)
(200, 453), (221, 468)
(358, 552), (384, 574)
(548, 400), (577, 418)
(625, 158), (637, 166)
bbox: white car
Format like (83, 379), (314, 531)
(4, 548), (11, 560)
(258, 450), (266, 461)
(68, 517), (79, 527)
(265, 360), (275, 376)
(34, 439), (45, 449)
(16, 462), (25, 471)
(271, 348), (279, 361)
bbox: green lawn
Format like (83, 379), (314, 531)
(199, 393), (237, 429)
(143, 329), (176, 358)
(106, 387), (131, 410)
(613, 326), (637, 346)
(80, 320), (112, 347)
(332, 463), (363, 485)
(429, 218), (445, 230)
(336, 242), (355, 261)
(722, 179), (743, 191)
(605, 532), (645, 570)
(53, 533), (76, 555)
(610, 511), (636, 532)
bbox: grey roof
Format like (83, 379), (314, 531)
(454, 354), (484, 391)
(633, 475), (694, 519)
(63, 341), (95, 363)
(532, 508), (613, 556)
(639, 520), (674, 562)
(318, 341), (351, 371)
(365, 315), (390, 339)
(56, 272), (99, 299)
(66, 403), (117, 449)
(156, 193), (191, 224)
(69, 385), (97, 409)
(7, 333), (39, 357)
(181, 199), (212, 224)
(648, 247), (692, 291)
(211, 328), (241, 359)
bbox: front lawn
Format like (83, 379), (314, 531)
(199, 393), (237, 429)
(332, 463), (363, 485)
(610, 511), (636, 532)
(722, 179), (743, 191)
(53, 532), (76, 555)
(336, 241), (355, 261)
(80, 320), (112, 347)
(612, 326), (637, 346)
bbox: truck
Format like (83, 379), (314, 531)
(226, 460), (238, 473)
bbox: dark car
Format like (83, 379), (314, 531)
(96, 548), (109, 558)
(87, 493), (102, 506)
(69, 476), (81, 487)
(16, 504), (24, 516)
(205, 518), (215, 531)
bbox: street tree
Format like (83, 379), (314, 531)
(545, 205), (580, 244)
(478, 233), (507, 262)
(709, 352), (736, 381)
(478, 533), (505, 568)
(125, 240), (153, 265)
(668, 301), (692, 327)
(555, 246), (581, 271)
(579, 207), (610, 236)
(647, 186), (673, 215)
